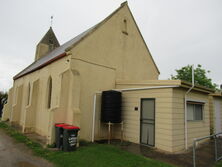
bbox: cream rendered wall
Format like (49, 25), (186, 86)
(10, 84), (23, 127)
(111, 88), (174, 152)
(67, 4), (160, 141)
(23, 79), (39, 133)
(172, 88), (210, 152)
(8, 55), (70, 140)
(70, 4), (159, 81)
(19, 83), (30, 129)
(69, 58), (116, 141)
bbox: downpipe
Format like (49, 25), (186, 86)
(185, 65), (195, 150)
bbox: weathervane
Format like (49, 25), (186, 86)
(50, 15), (53, 28)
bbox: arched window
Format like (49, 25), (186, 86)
(27, 83), (31, 105)
(46, 77), (52, 109)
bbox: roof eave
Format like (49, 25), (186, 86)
(180, 80), (215, 94)
(13, 52), (67, 80)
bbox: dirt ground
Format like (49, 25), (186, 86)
(114, 140), (220, 167)
(102, 138), (222, 167)
(0, 129), (53, 167)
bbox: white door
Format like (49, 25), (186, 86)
(214, 99), (222, 134)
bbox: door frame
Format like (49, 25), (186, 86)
(140, 98), (155, 147)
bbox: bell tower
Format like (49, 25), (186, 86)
(35, 27), (60, 61)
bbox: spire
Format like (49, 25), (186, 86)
(38, 27), (60, 47)
(35, 27), (60, 61)
(50, 15), (53, 28)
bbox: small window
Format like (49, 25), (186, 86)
(122, 19), (128, 35)
(187, 101), (204, 121)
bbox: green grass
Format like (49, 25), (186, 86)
(0, 121), (174, 167)
(215, 162), (222, 167)
(47, 144), (175, 167)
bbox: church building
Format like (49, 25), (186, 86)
(2, 2), (221, 153)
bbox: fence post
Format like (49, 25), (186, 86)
(215, 135), (218, 161)
(193, 139), (196, 167)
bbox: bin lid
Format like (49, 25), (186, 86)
(55, 123), (69, 127)
(63, 125), (80, 130)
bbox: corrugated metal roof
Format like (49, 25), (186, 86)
(13, 25), (96, 80)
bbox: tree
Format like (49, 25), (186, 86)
(0, 91), (8, 117)
(0, 91), (8, 103)
(171, 64), (217, 90)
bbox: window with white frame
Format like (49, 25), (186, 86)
(187, 101), (204, 121)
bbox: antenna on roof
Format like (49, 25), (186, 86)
(50, 15), (53, 28)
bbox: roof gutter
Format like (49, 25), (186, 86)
(113, 85), (180, 92)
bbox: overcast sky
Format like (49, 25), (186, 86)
(0, 0), (221, 91)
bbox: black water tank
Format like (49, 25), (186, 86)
(101, 90), (122, 123)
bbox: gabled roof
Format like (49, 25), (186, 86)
(14, 25), (96, 80)
(14, 1), (160, 80)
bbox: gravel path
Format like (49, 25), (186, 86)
(0, 129), (54, 167)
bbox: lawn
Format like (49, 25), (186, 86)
(215, 162), (222, 167)
(0, 121), (174, 167)
(47, 144), (175, 167)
